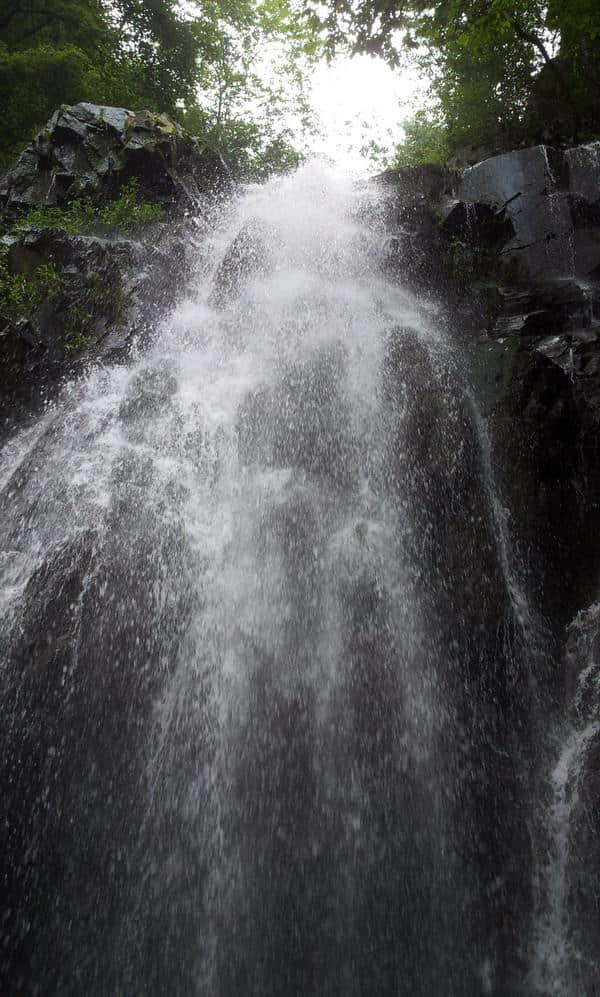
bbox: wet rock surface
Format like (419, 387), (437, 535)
(0, 102), (229, 428)
(379, 141), (600, 628)
(0, 227), (186, 426)
(210, 218), (274, 308)
(382, 146), (600, 994)
(0, 102), (230, 216)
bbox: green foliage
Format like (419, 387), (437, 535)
(308, 0), (600, 157)
(93, 180), (166, 230)
(63, 267), (123, 353)
(184, 1), (319, 180)
(0, 252), (62, 318)
(183, 107), (304, 182)
(64, 327), (90, 353)
(0, 0), (201, 121)
(392, 109), (449, 167)
(0, 42), (90, 164)
(0, 246), (125, 355)
(15, 180), (165, 235)
(1, 1), (320, 178)
(15, 201), (95, 235)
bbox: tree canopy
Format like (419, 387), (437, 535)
(3, 0), (599, 176)
(306, 0), (600, 163)
(0, 0), (319, 175)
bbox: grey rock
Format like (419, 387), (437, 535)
(0, 227), (187, 424)
(210, 219), (274, 307)
(119, 367), (179, 424)
(565, 142), (600, 202)
(440, 198), (514, 245)
(459, 145), (559, 204)
(0, 103), (231, 215)
(372, 162), (454, 202)
(457, 147), (574, 277)
(77, 103), (132, 134)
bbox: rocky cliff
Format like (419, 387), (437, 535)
(2, 108), (600, 994)
(378, 142), (600, 620)
(379, 142), (600, 994)
(0, 102), (230, 427)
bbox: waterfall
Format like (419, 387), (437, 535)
(0, 165), (534, 995)
(532, 722), (600, 995)
(532, 603), (600, 996)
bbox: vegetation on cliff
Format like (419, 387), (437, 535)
(0, 0), (318, 178)
(3, 2), (599, 176)
(308, 0), (600, 164)
(10, 179), (165, 235)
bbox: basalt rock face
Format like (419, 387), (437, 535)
(376, 164), (456, 289)
(454, 145), (600, 629)
(381, 146), (600, 992)
(378, 142), (600, 631)
(0, 102), (230, 216)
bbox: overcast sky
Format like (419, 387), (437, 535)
(308, 53), (426, 173)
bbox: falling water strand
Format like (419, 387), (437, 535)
(531, 603), (600, 995)
(532, 723), (600, 995)
(0, 165), (533, 996)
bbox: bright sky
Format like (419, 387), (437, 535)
(309, 54), (427, 174)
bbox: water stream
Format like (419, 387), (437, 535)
(531, 603), (600, 996)
(0, 165), (553, 994)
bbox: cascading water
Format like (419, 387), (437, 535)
(1, 165), (536, 995)
(532, 603), (600, 996)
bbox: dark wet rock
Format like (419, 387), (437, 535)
(117, 366), (184, 452)
(372, 162), (455, 202)
(564, 142), (600, 202)
(379, 326), (533, 994)
(210, 219), (274, 307)
(569, 726), (600, 996)
(373, 167), (454, 290)
(119, 366), (179, 424)
(379, 142), (600, 298)
(561, 604), (600, 995)
(0, 476), (195, 991)
(458, 145), (561, 203)
(489, 280), (599, 340)
(439, 198), (515, 245)
(456, 146), (573, 278)
(0, 103), (230, 216)
(237, 345), (357, 489)
(377, 143), (600, 631)
(452, 144), (600, 281)
(470, 316), (600, 637)
(0, 227), (185, 425)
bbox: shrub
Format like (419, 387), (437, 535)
(0, 252), (62, 317)
(15, 179), (165, 236)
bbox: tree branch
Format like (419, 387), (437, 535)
(506, 12), (580, 130)
(0, 2), (70, 36)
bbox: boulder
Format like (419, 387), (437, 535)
(439, 199), (514, 245)
(372, 162), (454, 203)
(457, 146), (574, 278)
(210, 219), (274, 308)
(450, 144), (600, 281)
(0, 103), (230, 215)
(459, 145), (560, 204)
